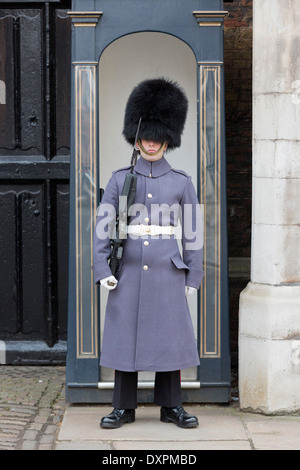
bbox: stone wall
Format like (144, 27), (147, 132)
(239, 0), (300, 414)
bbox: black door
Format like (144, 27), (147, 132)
(0, 1), (71, 364)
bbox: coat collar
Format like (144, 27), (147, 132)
(134, 156), (172, 178)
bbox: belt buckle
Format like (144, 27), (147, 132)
(139, 224), (147, 236)
(145, 224), (151, 235)
(140, 224), (152, 235)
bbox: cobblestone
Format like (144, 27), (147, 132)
(0, 366), (66, 450)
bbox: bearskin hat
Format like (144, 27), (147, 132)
(123, 78), (188, 150)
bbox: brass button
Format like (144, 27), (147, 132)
(144, 240), (149, 246)
(145, 226), (151, 233)
(144, 217), (150, 223)
(143, 265), (149, 271)
(147, 193), (153, 199)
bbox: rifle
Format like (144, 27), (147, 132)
(108, 118), (141, 284)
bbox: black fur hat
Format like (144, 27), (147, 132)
(123, 78), (188, 150)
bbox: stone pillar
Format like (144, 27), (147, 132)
(239, 0), (300, 414)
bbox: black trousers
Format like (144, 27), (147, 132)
(112, 370), (182, 409)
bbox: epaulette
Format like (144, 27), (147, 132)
(113, 165), (132, 174)
(171, 167), (190, 178)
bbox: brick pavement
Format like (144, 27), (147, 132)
(0, 366), (66, 450)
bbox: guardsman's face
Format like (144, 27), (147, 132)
(136, 139), (168, 162)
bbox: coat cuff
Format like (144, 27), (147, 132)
(186, 268), (205, 289)
(92, 258), (112, 284)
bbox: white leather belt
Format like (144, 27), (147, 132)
(127, 224), (175, 236)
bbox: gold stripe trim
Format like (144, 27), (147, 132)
(199, 65), (221, 359)
(75, 65), (98, 359)
(198, 22), (222, 27)
(74, 23), (97, 27)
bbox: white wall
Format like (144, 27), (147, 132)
(99, 32), (197, 188)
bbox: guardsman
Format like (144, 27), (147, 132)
(93, 78), (204, 429)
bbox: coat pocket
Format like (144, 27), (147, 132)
(170, 255), (190, 271)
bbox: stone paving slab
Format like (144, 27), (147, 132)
(56, 404), (300, 451)
(57, 405), (249, 445)
(242, 414), (300, 450)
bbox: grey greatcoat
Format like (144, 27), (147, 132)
(93, 156), (204, 372)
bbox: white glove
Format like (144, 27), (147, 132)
(185, 286), (197, 296)
(100, 275), (118, 290)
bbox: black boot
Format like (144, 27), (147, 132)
(160, 405), (198, 428)
(100, 408), (135, 429)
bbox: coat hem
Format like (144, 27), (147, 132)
(100, 359), (200, 372)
